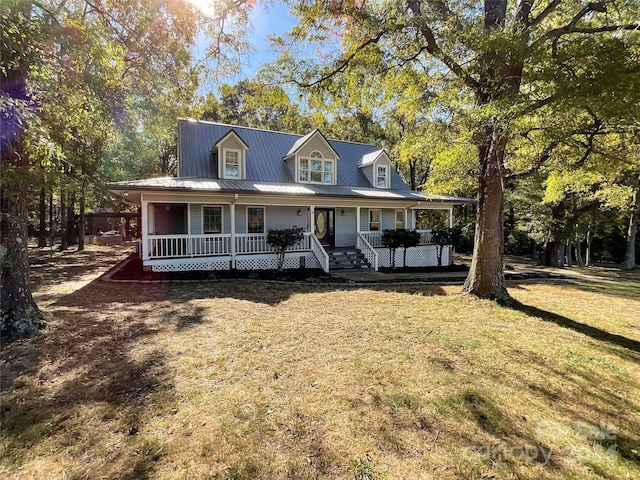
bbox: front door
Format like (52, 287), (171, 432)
(315, 208), (335, 247)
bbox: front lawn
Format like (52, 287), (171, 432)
(1, 247), (639, 479)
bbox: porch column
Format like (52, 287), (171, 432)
(449, 207), (454, 228)
(141, 196), (149, 260)
(309, 206), (315, 235)
(230, 201), (236, 267)
(356, 207), (361, 233)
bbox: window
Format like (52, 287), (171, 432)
(369, 209), (381, 231)
(203, 206), (222, 233)
(299, 151), (334, 184)
(247, 207), (265, 233)
(223, 149), (240, 178)
(395, 209), (405, 229)
(376, 165), (388, 188)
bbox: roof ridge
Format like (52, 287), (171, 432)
(177, 118), (377, 147)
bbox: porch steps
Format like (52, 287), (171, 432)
(327, 248), (371, 271)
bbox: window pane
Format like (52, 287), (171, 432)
(311, 159), (322, 171)
(377, 166), (387, 188)
(225, 151), (240, 178)
(369, 209), (381, 231)
(247, 207), (265, 233)
(203, 207), (222, 233)
(395, 210), (404, 229)
(299, 158), (309, 181)
(323, 160), (333, 184)
(310, 151), (323, 159)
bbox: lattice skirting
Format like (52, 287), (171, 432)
(151, 257), (233, 272)
(149, 252), (320, 272)
(375, 246), (451, 268)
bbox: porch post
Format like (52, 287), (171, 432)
(141, 196), (149, 260)
(356, 206), (361, 233)
(230, 200), (236, 267)
(449, 207), (454, 228)
(309, 206), (315, 236)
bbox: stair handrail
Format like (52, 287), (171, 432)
(309, 234), (330, 272)
(357, 232), (379, 271)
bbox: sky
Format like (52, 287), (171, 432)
(194, 2), (299, 94)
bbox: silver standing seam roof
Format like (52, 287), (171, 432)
(109, 119), (474, 204)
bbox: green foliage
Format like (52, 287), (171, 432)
(432, 228), (455, 267)
(266, 227), (305, 271)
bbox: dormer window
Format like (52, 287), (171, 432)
(213, 130), (248, 180)
(223, 149), (241, 178)
(299, 150), (334, 185)
(377, 165), (389, 188)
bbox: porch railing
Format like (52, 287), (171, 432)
(357, 233), (379, 271)
(235, 232), (310, 254)
(309, 234), (329, 272)
(146, 232), (312, 259)
(147, 234), (231, 259)
(360, 229), (434, 246)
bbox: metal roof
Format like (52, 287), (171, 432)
(177, 119), (410, 190)
(109, 120), (475, 205)
(109, 176), (475, 204)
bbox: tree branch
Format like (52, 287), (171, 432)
(406, 0), (481, 94)
(529, 0), (563, 29)
(293, 31), (385, 88)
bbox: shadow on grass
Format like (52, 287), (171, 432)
(512, 303), (640, 353)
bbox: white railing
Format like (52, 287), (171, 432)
(416, 229), (433, 245)
(361, 229), (434, 246)
(147, 233), (313, 259)
(148, 234), (231, 259)
(360, 231), (383, 247)
(309, 234), (329, 272)
(235, 232), (311, 254)
(357, 232), (379, 271)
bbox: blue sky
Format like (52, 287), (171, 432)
(195, 2), (298, 94)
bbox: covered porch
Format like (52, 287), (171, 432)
(139, 193), (458, 273)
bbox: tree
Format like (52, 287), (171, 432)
(431, 228), (454, 268)
(267, 227), (305, 271)
(381, 229), (403, 271)
(276, 0), (640, 303)
(399, 229), (421, 269)
(1, 0), (203, 338)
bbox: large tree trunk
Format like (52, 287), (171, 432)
(60, 185), (68, 250)
(0, 2), (45, 338)
(462, 132), (510, 303)
(78, 183), (85, 251)
(566, 239), (573, 267)
(1, 186), (45, 337)
(66, 194), (75, 246)
(585, 229), (593, 267)
(623, 186), (638, 270)
(575, 238), (585, 267)
(38, 186), (47, 247)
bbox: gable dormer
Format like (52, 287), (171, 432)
(359, 149), (392, 189)
(212, 129), (249, 180)
(284, 129), (339, 185)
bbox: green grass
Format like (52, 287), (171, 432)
(1, 258), (639, 479)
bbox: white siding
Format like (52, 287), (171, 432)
(265, 206), (307, 230)
(381, 209), (396, 230)
(361, 164), (374, 187)
(335, 208), (356, 247)
(297, 135), (336, 160)
(190, 204), (202, 234)
(236, 206), (247, 234)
